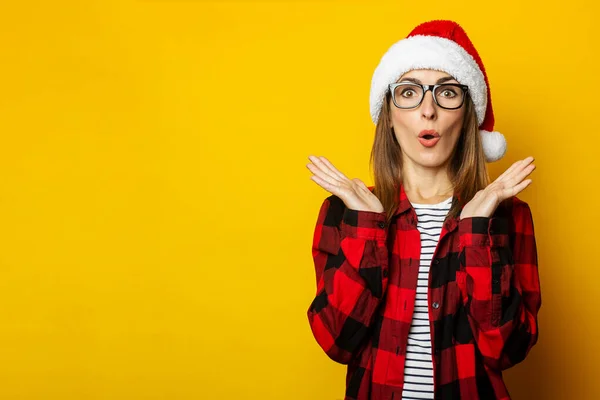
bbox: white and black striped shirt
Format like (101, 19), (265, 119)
(401, 195), (453, 400)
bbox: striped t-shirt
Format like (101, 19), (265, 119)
(401, 195), (453, 400)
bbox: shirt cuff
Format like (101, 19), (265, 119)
(340, 208), (388, 240)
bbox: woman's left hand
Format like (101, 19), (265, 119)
(460, 156), (536, 220)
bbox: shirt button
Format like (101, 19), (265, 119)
(432, 302), (440, 309)
(377, 221), (386, 229)
(434, 259), (439, 264)
(490, 229), (495, 234)
(383, 269), (389, 278)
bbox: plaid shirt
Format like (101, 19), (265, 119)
(307, 183), (541, 400)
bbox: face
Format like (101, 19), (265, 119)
(389, 69), (466, 169)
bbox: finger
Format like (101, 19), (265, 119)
(503, 178), (532, 198)
(495, 157), (530, 182)
(318, 156), (349, 182)
(318, 156), (348, 181)
(308, 156), (344, 183)
(307, 162), (342, 188)
(356, 184), (373, 196)
(310, 173), (340, 195)
(505, 163), (535, 189)
(495, 156), (534, 183)
(507, 156), (535, 178)
(352, 178), (370, 191)
(494, 160), (522, 182)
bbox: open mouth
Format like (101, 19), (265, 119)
(418, 134), (440, 147)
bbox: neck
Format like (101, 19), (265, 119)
(401, 158), (454, 204)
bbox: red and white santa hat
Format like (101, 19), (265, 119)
(369, 20), (507, 162)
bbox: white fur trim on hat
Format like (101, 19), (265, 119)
(370, 35), (487, 126)
(480, 130), (507, 162)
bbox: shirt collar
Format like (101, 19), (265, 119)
(393, 182), (461, 233)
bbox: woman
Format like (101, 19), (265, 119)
(306, 20), (541, 400)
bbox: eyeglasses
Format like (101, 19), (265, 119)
(388, 82), (469, 110)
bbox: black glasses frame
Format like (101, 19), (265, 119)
(388, 82), (470, 110)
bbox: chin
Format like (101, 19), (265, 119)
(418, 151), (451, 167)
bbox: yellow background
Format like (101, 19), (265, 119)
(0, 0), (597, 399)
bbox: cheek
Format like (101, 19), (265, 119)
(450, 110), (466, 129)
(447, 131), (462, 149)
(390, 112), (416, 139)
(391, 124), (413, 146)
(444, 123), (461, 142)
(390, 109), (412, 127)
(442, 113), (465, 139)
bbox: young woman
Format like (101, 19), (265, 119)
(306, 20), (541, 400)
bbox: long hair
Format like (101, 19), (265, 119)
(370, 89), (490, 225)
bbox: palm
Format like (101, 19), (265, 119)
(306, 155), (384, 213)
(460, 156), (536, 219)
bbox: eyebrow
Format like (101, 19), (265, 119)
(399, 76), (457, 84)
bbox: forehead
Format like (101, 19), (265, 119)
(397, 69), (458, 82)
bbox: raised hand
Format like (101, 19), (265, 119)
(307, 155), (384, 213)
(460, 156), (536, 220)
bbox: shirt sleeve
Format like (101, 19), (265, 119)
(456, 200), (541, 371)
(307, 195), (389, 364)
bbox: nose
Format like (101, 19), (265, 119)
(420, 89), (437, 120)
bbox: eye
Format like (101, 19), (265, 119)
(436, 84), (461, 98)
(401, 89), (416, 97)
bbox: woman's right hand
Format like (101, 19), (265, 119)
(306, 155), (384, 213)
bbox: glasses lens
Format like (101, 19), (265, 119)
(393, 84), (423, 108)
(434, 85), (465, 109)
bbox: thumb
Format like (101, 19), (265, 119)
(352, 178), (367, 188)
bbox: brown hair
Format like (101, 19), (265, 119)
(369, 90), (490, 225)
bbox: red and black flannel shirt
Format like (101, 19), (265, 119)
(307, 183), (541, 400)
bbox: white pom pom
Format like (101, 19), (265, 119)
(480, 130), (507, 162)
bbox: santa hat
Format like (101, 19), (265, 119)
(369, 20), (507, 162)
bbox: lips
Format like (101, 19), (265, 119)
(418, 132), (439, 148)
(418, 136), (440, 147)
(419, 130), (440, 139)
(417, 130), (441, 147)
